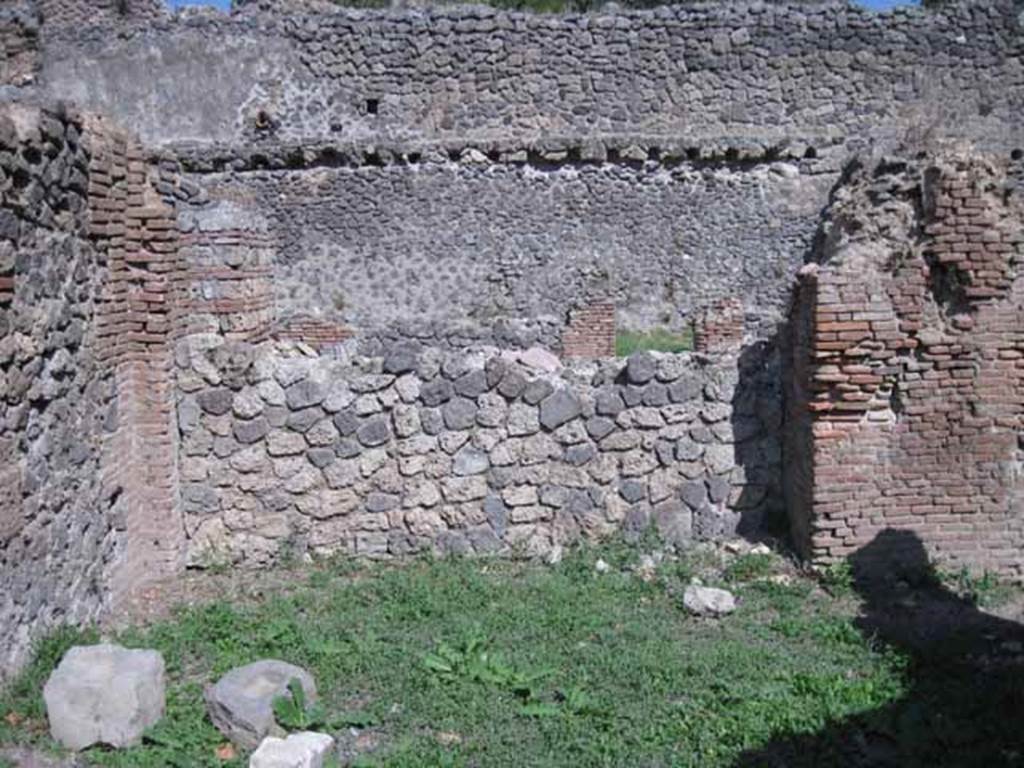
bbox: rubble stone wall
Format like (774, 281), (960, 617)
(0, 2), (39, 87)
(786, 153), (1024, 579)
(178, 152), (829, 344)
(34, 1), (1024, 152)
(0, 103), (187, 679)
(0, 104), (118, 676)
(175, 339), (782, 566)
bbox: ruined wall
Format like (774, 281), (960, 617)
(175, 340), (781, 565)
(787, 153), (1024, 579)
(176, 147), (828, 342)
(0, 2), (39, 87)
(0, 104), (117, 675)
(34, 2), (1024, 151)
(0, 103), (188, 678)
(26, 0), (1023, 346)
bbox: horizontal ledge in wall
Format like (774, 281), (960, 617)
(161, 133), (837, 175)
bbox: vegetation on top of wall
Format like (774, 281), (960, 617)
(615, 326), (694, 357)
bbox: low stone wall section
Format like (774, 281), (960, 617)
(175, 339), (782, 565)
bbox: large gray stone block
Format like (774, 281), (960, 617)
(43, 644), (166, 750)
(205, 660), (317, 749)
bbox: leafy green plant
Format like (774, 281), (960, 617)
(423, 633), (549, 700)
(724, 553), (776, 583)
(273, 678), (325, 731)
(273, 678), (378, 734)
(819, 560), (854, 597)
(941, 566), (1017, 609)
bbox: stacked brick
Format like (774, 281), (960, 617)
(694, 298), (744, 354)
(787, 154), (1024, 579)
(562, 303), (615, 359)
(273, 315), (353, 349)
(82, 116), (187, 601)
(178, 201), (276, 341)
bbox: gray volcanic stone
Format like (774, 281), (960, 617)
(595, 388), (625, 416)
(453, 445), (489, 476)
(197, 388), (233, 416)
(484, 358), (508, 388)
(708, 476), (731, 504)
(507, 403), (540, 436)
(454, 369), (488, 398)
(383, 346), (418, 375)
(205, 660), (317, 750)
(333, 410), (359, 436)
(669, 376), (702, 403)
(334, 438), (362, 458)
(234, 417), (269, 445)
(442, 397), (477, 430)
(565, 443), (596, 466)
(420, 379), (453, 407)
(585, 416), (615, 441)
(539, 390), (582, 430)
(285, 380), (324, 410)
(356, 416), (391, 447)
(522, 379), (555, 405)
(620, 385), (644, 407)
(619, 480), (646, 503)
(420, 407), (445, 435)
(287, 407), (322, 433)
(178, 396), (201, 432)
(676, 438), (704, 462)
(483, 495), (508, 536)
(626, 353), (657, 384)
(642, 383), (669, 406)
(44, 644), (165, 750)
(681, 480), (708, 509)
(307, 447), (336, 468)
(497, 370), (527, 399)
(366, 492), (400, 512)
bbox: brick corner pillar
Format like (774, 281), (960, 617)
(790, 154), (1024, 581)
(84, 116), (188, 602)
(562, 301), (616, 358)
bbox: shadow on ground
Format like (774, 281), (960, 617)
(735, 528), (1024, 768)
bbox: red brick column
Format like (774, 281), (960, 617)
(85, 117), (186, 600)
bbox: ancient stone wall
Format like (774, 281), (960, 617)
(175, 339), (782, 566)
(0, 103), (188, 678)
(786, 152), (1024, 579)
(38, 0), (166, 29)
(0, 104), (117, 676)
(27, 0), (1022, 347)
(0, 2), (39, 87)
(34, 2), (1024, 152)
(176, 148), (828, 343)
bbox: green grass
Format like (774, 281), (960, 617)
(615, 326), (695, 357)
(0, 543), (907, 767)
